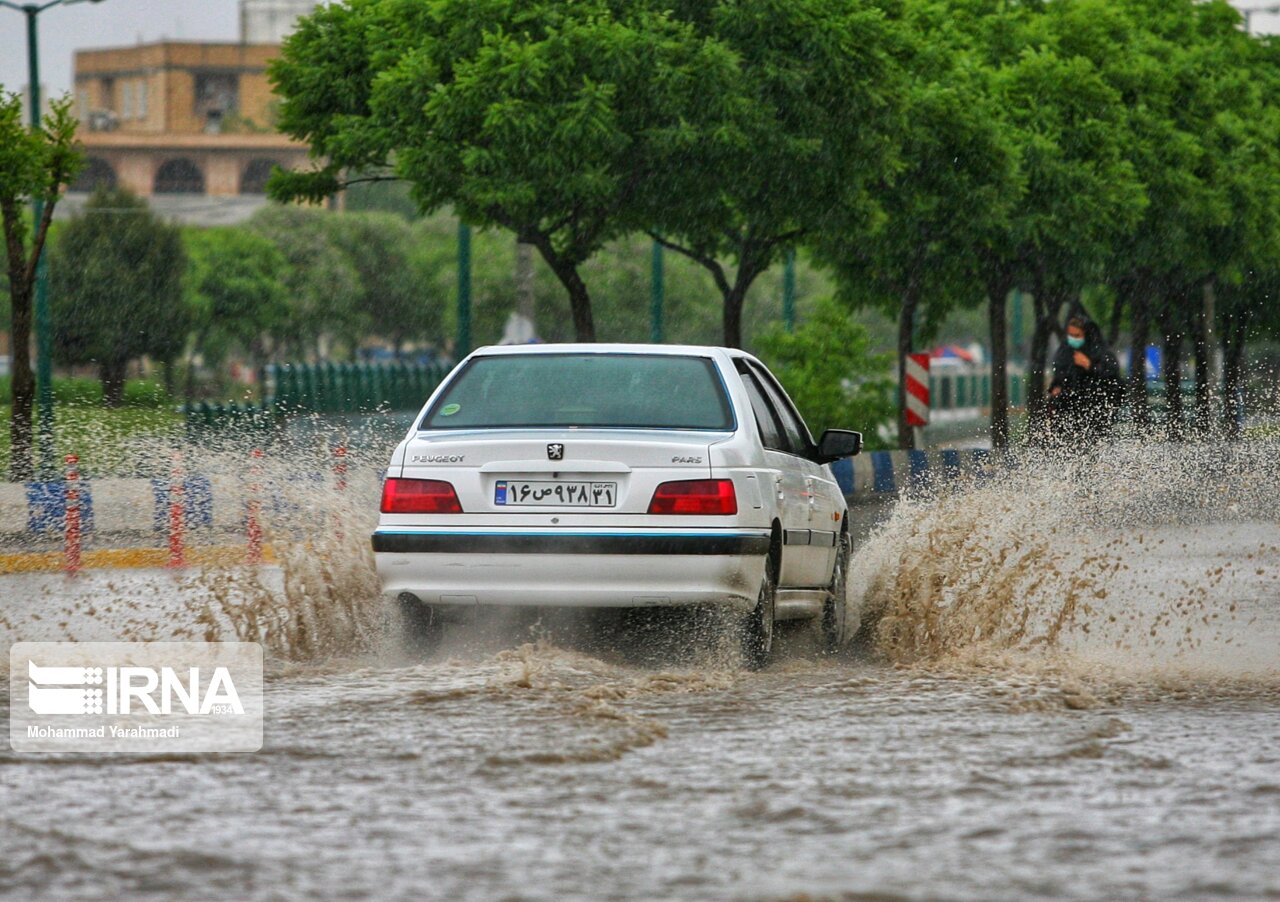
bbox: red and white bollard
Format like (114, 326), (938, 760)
(167, 452), (186, 569)
(333, 444), (348, 494)
(64, 454), (82, 576)
(333, 444), (348, 542)
(246, 448), (264, 565)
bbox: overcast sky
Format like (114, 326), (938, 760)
(3, 1), (1278, 103)
(1, 0), (237, 99)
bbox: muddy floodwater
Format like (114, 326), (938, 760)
(1, 446), (1278, 900)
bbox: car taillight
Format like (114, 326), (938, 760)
(381, 478), (463, 514)
(648, 479), (737, 515)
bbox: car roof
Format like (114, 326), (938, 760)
(468, 343), (756, 363)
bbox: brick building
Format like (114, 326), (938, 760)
(65, 1), (319, 222)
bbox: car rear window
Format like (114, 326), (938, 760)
(421, 353), (734, 431)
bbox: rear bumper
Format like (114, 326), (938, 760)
(372, 529), (769, 609)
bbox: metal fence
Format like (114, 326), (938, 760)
(927, 367), (1027, 412)
(183, 362), (448, 433)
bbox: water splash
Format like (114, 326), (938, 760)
(847, 440), (1280, 692)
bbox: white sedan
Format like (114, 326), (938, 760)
(372, 343), (861, 667)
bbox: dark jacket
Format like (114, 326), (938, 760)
(1047, 321), (1123, 434)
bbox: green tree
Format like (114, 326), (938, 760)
(946, 3), (1147, 446)
(647, 0), (905, 348)
(754, 298), (894, 445)
(0, 93), (81, 479)
(268, 0), (739, 341)
(184, 227), (289, 396)
(247, 205), (362, 359)
(328, 212), (440, 352)
(50, 188), (188, 407)
(816, 1), (1020, 448)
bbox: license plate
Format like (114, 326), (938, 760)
(494, 480), (617, 507)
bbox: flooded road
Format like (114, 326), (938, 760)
(1, 446), (1278, 900)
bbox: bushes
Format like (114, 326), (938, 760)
(0, 376), (172, 409)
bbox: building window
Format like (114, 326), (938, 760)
(121, 82), (133, 120)
(154, 159), (205, 194)
(136, 80), (148, 119)
(194, 72), (238, 132)
(75, 88), (90, 121)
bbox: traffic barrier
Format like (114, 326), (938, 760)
(333, 443), (348, 541)
(2, 453), (979, 545)
(906, 354), (930, 427)
(833, 448), (997, 499)
(246, 449), (264, 566)
(64, 455), (82, 575)
(24, 479), (94, 535)
(167, 454), (186, 569)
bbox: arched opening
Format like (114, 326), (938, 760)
(240, 158), (280, 195)
(154, 158), (205, 194)
(70, 157), (118, 192)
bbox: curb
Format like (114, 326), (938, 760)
(833, 448), (995, 499)
(0, 544), (280, 574)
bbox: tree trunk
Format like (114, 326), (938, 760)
(1026, 287), (1049, 436)
(1127, 292), (1150, 429)
(515, 239), (536, 322)
(897, 288), (920, 450)
(1193, 278), (1216, 434)
(988, 286), (1010, 450)
(1026, 285), (1066, 439)
(1221, 313), (1249, 439)
(528, 236), (595, 342)
(161, 358), (176, 398)
(1108, 290), (1125, 347)
(1161, 320), (1184, 441)
(7, 279), (35, 481)
(723, 286), (747, 350)
(101, 359), (127, 408)
(1192, 311), (1211, 435)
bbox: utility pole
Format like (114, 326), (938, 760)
(2, 0), (110, 474)
(456, 222), (471, 358)
(514, 238), (534, 323)
(25, 5), (56, 474)
(650, 241), (664, 343)
(782, 250), (796, 333)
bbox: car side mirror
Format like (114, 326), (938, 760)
(814, 429), (861, 463)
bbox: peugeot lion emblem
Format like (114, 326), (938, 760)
(547, 443), (565, 461)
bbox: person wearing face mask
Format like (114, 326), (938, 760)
(1046, 314), (1123, 441)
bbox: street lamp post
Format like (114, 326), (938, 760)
(782, 249), (796, 333)
(2, 0), (105, 474)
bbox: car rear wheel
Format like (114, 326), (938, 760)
(740, 559), (777, 670)
(821, 532), (850, 654)
(396, 593), (441, 655)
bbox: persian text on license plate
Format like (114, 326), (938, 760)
(494, 481), (617, 507)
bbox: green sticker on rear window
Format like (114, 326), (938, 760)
(440, 403), (461, 416)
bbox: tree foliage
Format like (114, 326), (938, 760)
(647, 0), (906, 348)
(269, 0), (740, 341)
(50, 188), (188, 407)
(754, 298), (895, 446)
(184, 227), (289, 383)
(0, 92), (81, 478)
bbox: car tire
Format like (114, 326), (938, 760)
(741, 558), (777, 670)
(396, 593), (440, 655)
(821, 532), (850, 654)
